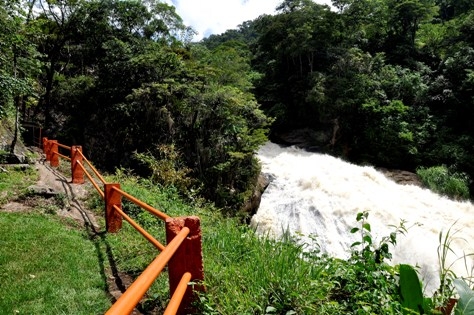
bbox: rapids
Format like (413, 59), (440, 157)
(251, 142), (474, 294)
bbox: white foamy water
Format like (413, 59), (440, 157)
(251, 142), (474, 294)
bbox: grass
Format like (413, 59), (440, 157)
(92, 173), (390, 314)
(0, 162), (111, 314)
(416, 165), (470, 200)
(5, 162), (472, 314)
(0, 212), (111, 314)
(0, 164), (38, 205)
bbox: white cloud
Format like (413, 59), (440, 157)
(165, 0), (334, 41)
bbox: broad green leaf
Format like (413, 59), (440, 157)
(362, 222), (371, 232)
(350, 227), (359, 234)
(454, 279), (474, 315)
(363, 235), (372, 245)
(399, 264), (426, 314)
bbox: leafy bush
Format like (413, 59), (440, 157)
(133, 144), (195, 197)
(416, 165), (470, 200)
(328, 211), (408, 314)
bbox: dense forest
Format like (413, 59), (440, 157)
(2, 0), (474, 210)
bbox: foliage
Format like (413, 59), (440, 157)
(432, 222), (474, 313)
(416, 165), (470, 200)
(133, 144), (195, 196)
(326, 211), (407, 314)
(0, 1), (37, 113)
(9, 0), (272, 210)
(8, 0), (474, 207)
(399, 264), (433, 314)
(453, 279), (474, 315)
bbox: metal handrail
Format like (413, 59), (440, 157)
(111, 186), (170, 221)
(77, 150), (107, 184)
(164, 272), (192, 315)
(76, 161), (105, 199)
(55, 152), (71, 161)
(57, 143), (71, 150)
(105, 227), (190, 315)
(41, 138), (202, 314)
(112, 204), (166, 251)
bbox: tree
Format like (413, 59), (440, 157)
(252, 1), (341, 131)
(0, 0), (41, 153)
(385, 0), (438, 64)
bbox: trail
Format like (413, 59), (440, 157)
(1, 153), (143, 314)
(1, 156), (99, 230)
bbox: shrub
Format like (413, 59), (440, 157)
(416, 165), (470, 200)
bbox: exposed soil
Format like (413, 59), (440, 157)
(377, 167), (423, 187)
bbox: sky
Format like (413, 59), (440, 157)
(165, 0), (334, 41)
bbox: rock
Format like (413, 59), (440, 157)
(27, 184), (58, 197)
(0, 119), (30, 160)
(240, 173), (272, 220)
(377, 167), (423, 187)
(273, 128), (331, 148)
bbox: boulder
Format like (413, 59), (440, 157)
(240, 173), (272, 221)
(27, 184), (58, 197)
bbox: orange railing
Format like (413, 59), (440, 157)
(41, 137), (204, 315)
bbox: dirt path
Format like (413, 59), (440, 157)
(36, 158), (101, 229)
(1, 154), (146, 314)
(1, 156), (100, 230)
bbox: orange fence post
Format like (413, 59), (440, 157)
(165, 216), (205, 315)
(71, 146), (84, 184)
(42, 137), (48, 153)
(50, 140), (59, 167)
(44, 138), (51, 161)
(105, 183), (122, 233)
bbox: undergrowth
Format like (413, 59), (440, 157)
(90, 171), (421, 314)
(4, 165), (473, 314)
(416, 165), (470, 200)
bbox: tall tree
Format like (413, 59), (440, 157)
(252, 1), (341, 130)
(0, 0), (40, 152)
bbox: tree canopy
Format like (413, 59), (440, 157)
(3, 0), (474, 206)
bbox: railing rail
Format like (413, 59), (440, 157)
(77, 149), (107, 184)
(77, 161), (105, 198)
(112, 204), (166, 251)
(41, 137), (204, 315)
(105, 227), (190, 315)
(112, 185), (170, 221)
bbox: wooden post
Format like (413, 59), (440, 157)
(104, 183), (122, 233)
(50, 140), (59, 167)
(71, 145), (84, 184)
(165, 216), (205, 315)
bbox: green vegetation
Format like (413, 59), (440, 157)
(417, 166), (470, 200)
(89, 176), (474, 314)
(3, 0), (474, 313)
(0, 167), (110, 314)
(0, 213), (111, 314)
(4, 0), (474, 208)
(2, 164), (474, 314)
(0, 164), (37, 205)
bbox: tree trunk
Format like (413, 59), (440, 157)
(10, 54), (19, 154)
(10, 96), (20, 154)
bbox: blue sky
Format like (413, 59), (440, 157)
(165, 0), (334, 41)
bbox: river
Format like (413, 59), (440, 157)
(251, 142), (474, 294)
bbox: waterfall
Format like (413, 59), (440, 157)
(251, 142), (474, 294)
